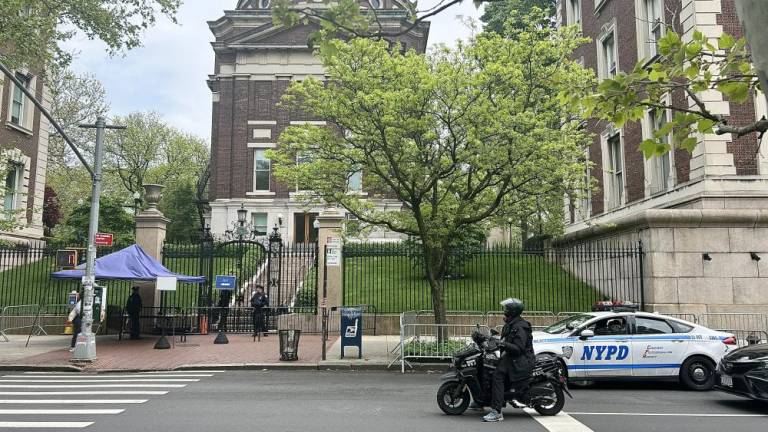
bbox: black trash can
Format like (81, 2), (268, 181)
(279, 329), (301, 361)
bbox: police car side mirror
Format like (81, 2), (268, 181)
(579, 329), (595, 340)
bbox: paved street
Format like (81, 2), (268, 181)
(0, 370), (765, 431)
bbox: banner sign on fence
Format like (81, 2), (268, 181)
(215, 275), (236, 290)
(340, 307), (362, 359)
(156, 276), (178, 291)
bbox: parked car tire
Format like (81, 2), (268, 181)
(680, 356), (716, 391)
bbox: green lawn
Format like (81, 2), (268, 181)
(343, 253), (601, 314)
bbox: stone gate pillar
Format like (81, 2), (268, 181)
(134, 184), (169, 309)
(316, 208), (344, 308)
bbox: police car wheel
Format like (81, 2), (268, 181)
(680, 356), (715, 391)
(437, 382), (470, 415)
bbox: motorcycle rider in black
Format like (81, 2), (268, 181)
(483, 298), (535, 422)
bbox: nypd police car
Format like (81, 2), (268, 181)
(533, 311), (737, 390)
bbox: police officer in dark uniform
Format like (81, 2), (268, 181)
(483, 298), (535, 423)
(250, 285), (269, 337)
(125, 286), (143, 340)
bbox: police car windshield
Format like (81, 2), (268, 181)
(543, 314), (593, 334)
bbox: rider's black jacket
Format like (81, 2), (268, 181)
(498, 316), (535, 381)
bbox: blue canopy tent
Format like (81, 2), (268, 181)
(52, 245), (205, 283)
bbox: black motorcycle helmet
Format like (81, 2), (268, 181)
(501, 297), (524, 319)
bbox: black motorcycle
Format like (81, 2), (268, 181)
(437, 329), (572, 416)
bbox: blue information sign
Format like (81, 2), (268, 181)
(215, 275), (237, 290)
(340, 307), (363, 359)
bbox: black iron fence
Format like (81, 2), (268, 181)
(343, 242), (644, 314)
(0, 242), (136, 309)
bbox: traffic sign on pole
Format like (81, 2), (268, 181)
(94, 233), (113, 247)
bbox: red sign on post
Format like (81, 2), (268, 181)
(94, 233), (114, 247)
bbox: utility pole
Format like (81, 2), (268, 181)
(72, 116), (125, 361)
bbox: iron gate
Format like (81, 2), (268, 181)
(162, 234), (319, 334)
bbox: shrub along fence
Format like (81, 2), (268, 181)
(343, 242), (644, 314)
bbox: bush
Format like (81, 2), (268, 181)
(403, 339), (467, 358)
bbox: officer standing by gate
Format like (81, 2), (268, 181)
(125, 286), (143, 340)
(250, 285), (269, 338)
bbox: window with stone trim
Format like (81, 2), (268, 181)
(10, 72), (30, 127)
(648, 109), (673, 195)
(643, 0), (664, 60)
(253, 149), (271, 191)
(602, 33), (617, 78)
(348, 171), (363, 193)
(3, 164), (22, 213)
(605, 133), (624, 209)
(567, 0), (582, 28)
(251, 212), (268, 236)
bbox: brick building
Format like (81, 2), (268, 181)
(206, 0), (429, 243)
(0, 68), (49, 243)
(558, 0), (768, 314)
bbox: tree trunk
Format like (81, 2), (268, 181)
(423, 246), (448, 343)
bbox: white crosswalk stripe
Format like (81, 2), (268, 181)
(0, 370), (223, 429)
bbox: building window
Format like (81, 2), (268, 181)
(3, 164), (21, 213)
(644, 0), (663, 60)
(601, 33), (617, 78)
(369, 0), (381, 9)
(251, 213), (268, 236)
(258, 0), (270, 8)
(579, 150), (591, 219)
(648, 109), (673, 195)
(348, 171), (362, 193)
(10, 72), (30, 126)
(253, 150), (270, 191)
(606, 133), (624, 209)
(567, 0), (582, 27)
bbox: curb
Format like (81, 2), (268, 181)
(0, 362), (449, 373)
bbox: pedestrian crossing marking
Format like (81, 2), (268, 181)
(4, 375), (212, 378)
(0, 384), (186, 388)
(0, 409), (123, 415)
(0, 421), (93, 428)
(0, 400), (147, 404)
(0, 371), (222, 429)
(0, 391), (168, 396)
(0, 379), (200, 383)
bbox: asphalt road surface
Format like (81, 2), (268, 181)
(0, 370), (766, 431)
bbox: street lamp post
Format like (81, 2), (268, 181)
(73, 117), (126, 362)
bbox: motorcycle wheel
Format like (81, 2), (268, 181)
(532, 383), (565, 416)
(436, 382), (470, 415)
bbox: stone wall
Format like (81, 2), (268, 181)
(556, 208), (768, 316)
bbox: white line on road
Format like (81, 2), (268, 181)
(0, 379), (199, 383)
(0, 400), (147, 404)
(0, 391), (168, 396)
(0, 421), (93, 428)
(524, 409), (595, 432)
(0, 409), (124, 415)
(568, 412), (768, 417)
(4, 375), (213, 378)
(0, 384), (186, 389)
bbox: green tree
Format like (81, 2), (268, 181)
(566, 30), (766, 158)
(55, 195), (135, 247)
(159, 179), (202, 243)
(270, 19), (590, 324)
(0, 0), (181, 70)
(481, 0), (556, 34)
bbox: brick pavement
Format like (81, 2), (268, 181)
(0, 334), (333, 371)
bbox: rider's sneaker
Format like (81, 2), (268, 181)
(468, 401), (484, 411)
(482, 410), (503, 422)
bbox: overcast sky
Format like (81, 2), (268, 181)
(64, 1), (482, 141)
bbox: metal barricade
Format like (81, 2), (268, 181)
(699, 313), (768, 333)
(486, 311), (557, 330)
(400, 323), (488, 373)
(663, 313), (698, 324)
(0, 304), (70, 342)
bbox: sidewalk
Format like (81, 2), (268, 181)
(0, 333), (421, 372)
